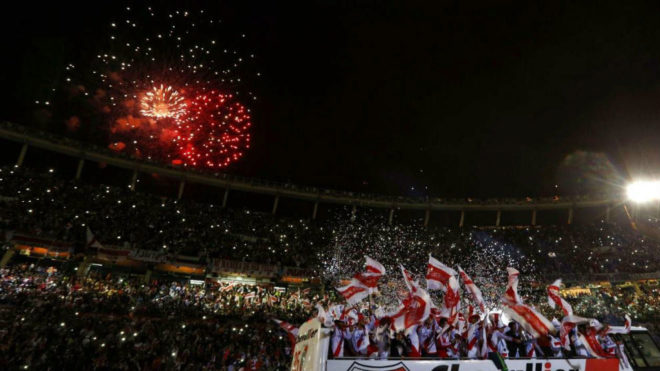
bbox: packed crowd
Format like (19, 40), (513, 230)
(0, 165), (323, 268)
(0, 263), (320, 370)
(1, 166), (659, 278)
(1, 165), (659, 369)
(564, 283), (660, 334)
(1, 261), (657, 370)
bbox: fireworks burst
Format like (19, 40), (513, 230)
(140, 85), (186, 119)
(47, 4), (259, 169)
(174, 90), (251, 167)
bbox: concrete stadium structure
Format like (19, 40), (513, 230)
(0, 121), (625, 227)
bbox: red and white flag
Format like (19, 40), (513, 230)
(607, 314), (632, 334)
(273, 319), (299, 348)
(458, 266), (486, 312)
(581, 329), (611, 358)
(268, 294), (279, 305)
(443, 275), (461, 325)
(456, 312), (467, 337)
(86, 227), (103, 249)
(426, 255), (457, 291)
(503, 303), (555, 338)
(336, 278), (370, 305)
(547, 279), (573, 316)
(244, 292), (257, 301)
(365, 256), (386, 275)
(400, 264), (420, 294)
(392, 287), (432, 334)
(220, 283), (237, 292)
(502, 267), (522, 305)
(353, 272), (381, 293)
(336, 256), (386, 305)
(560, 315), (590, 350)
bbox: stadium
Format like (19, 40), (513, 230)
(2, 2), (660, 371)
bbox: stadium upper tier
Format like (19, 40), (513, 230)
(1, 165), (659, 277)
(0, 121), (621, 213)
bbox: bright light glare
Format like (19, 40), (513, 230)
(627, 180), (660, 203)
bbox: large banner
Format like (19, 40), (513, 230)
(326, 358), (620, 371)
(291, 319), (331, 371)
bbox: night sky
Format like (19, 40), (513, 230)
(3, 1), (660, 198)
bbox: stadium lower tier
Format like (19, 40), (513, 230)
(1, 262), (659, 370)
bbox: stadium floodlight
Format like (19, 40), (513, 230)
(626, 180), (660, 203)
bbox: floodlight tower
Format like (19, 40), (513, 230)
(625, 180), (660, 226)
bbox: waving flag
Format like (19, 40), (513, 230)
(547, 279), (573, 316)
(444, 276), (461, 308)
(607, 314), (632, 334)
(458, 266), (486, 312)
(365, 256), (386, 275)
(503, 303), (556, 338)
(560, 315), (590, 350)
(392, 287), (432, 334)
(336, 256), (386, 305)
(501, 268), (554, 339)
(502, 267), (522, 305)
(582, 328), (613, 358)
(426, 255), (457, 291)
(353, 272), (381, 293)
(443, 275), (461, 325)
(400, 264), (420, 294)
(273, 319), (299, 348)
(220, 283), (237, 292)
(336, 278), (370, 305)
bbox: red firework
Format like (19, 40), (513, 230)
(173, 90), (251, 168)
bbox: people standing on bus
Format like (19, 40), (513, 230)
(504, 321), (524, 358)
(418, 317), (438, 357)
(437, 317), (460, 358)
(352, 322), (370, 357)
(330, 320), (347, 358)
(465, 314), (482, 359)
(490, 321), (517, 358)
(372, 317), (391, 359)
